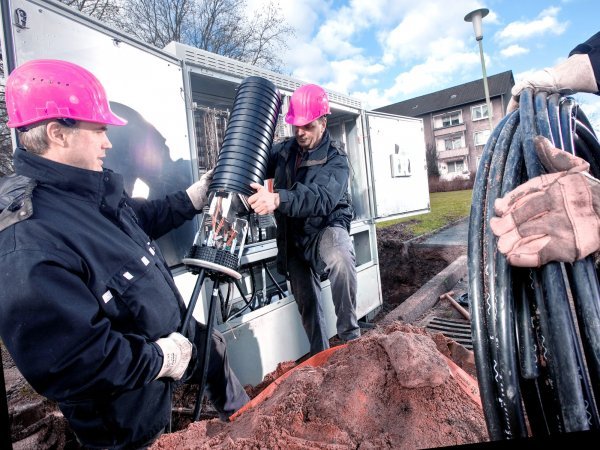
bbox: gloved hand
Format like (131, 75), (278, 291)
(186, 168), (214, 210)
(154, 332), (193, 380)
(507, 54), (598, 113)
(490, 136), (600, 267)
(248, 182), (280, 215)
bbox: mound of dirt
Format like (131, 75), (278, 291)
(152, 323), (487, 449)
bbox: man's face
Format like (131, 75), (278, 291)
(293, 118), (326, 151)
(59, 121), (113, 171)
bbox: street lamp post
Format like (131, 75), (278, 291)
(465, 8), (494, 131)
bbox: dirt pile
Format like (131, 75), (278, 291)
(151, 323), (487, 450)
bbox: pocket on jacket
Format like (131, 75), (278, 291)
(98, 256), (180, 339)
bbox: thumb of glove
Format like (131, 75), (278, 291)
(186, 168), (215, 210)
(534, 136), (589, 174)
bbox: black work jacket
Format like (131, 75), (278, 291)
(0, 148), (198, 449)
(266, 130), (354, 276)
(570, 31), (600, 92)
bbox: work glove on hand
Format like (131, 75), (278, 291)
(154, 332), (193, 380)
(186, 168), (215, 210)
(490, 136), (600, 267)
(507, 54), (598, 113)
(248, 182), (280, 215)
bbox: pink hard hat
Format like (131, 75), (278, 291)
(5, 59), (127, 129)
(285, 84), (331, 126)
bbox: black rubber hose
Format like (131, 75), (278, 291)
(468, 112), (514, 440)
(520, 89), (589, 432)
(484, 112), (528, 438)
(469, 88), (600, 440)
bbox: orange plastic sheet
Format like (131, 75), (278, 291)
(230, 345), (347, 421)
(443, 355), (482, 409)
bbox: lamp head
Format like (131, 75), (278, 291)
(464, 7), (489, 41)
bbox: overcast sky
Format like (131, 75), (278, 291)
(248, 0), (599, 127)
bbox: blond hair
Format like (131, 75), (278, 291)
(17, 121), (78, 155)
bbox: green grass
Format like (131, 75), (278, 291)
(377, 189), (473, 236)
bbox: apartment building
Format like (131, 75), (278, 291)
(375, 71), (514, 179)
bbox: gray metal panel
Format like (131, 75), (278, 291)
(366, 111), (431, 221)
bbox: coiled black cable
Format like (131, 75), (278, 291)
(468, 88), (600, 441)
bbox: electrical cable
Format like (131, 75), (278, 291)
(469, 88), (600, 441)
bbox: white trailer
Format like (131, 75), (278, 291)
(1, 0), (430, 386)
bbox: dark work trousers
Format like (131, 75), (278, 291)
(187, 321), (250, 420)
(288, 226), (360, 356)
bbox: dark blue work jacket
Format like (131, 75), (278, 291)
(570, 31), (600, 91)
(0, 148), (197, 449)
(267, 130), (354, 276)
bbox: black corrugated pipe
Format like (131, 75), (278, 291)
(468, 88), (600, 442)
(209, 76), (282, 197)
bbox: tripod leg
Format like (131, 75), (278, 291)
(192, 278), (220, 421)
(180, 269), (206, 337)
(169, 268), (207, 433)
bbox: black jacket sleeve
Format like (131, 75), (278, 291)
(569, 31), (600, 93)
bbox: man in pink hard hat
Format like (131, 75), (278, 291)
(248, 84), (360, 355)
(0, 59), (248, 449)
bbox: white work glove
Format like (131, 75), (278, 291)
(490, 136), (600, 267)
(154, 332), (193, 381)
(507, 54), (598, 113)
(186, 168), (215, 210)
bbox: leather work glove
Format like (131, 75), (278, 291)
(507, 54), (598, 113)
(154, 332), (193, 380)
(186, 168), (215, 210)
(490, 136), (600, 267)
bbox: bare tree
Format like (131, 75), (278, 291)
(58, 0), (294, 71)
(118, 0), (293, 71)
(58, 0), (121, 22)
(117, 0), (191, 48)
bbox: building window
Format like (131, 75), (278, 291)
(471, 104), (489, 121)
(442, 134), (464, 151)
(473, 129), (490, 146)
(447, 160), (464, 173)
(433, 110), (462, 128)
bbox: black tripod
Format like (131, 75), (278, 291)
(176, 239), (248, 422)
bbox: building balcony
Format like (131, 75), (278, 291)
(433, 123), (467, 136)
(437, 147), (469, 160)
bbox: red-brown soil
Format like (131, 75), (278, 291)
(152, 322), (486, 450)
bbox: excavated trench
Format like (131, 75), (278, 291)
(2, 221), (474, 449)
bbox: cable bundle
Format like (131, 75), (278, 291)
(468, 88), (600, 440)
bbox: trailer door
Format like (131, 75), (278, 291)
(365, 111), (430, 222)
(1, 0), (195, 267)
